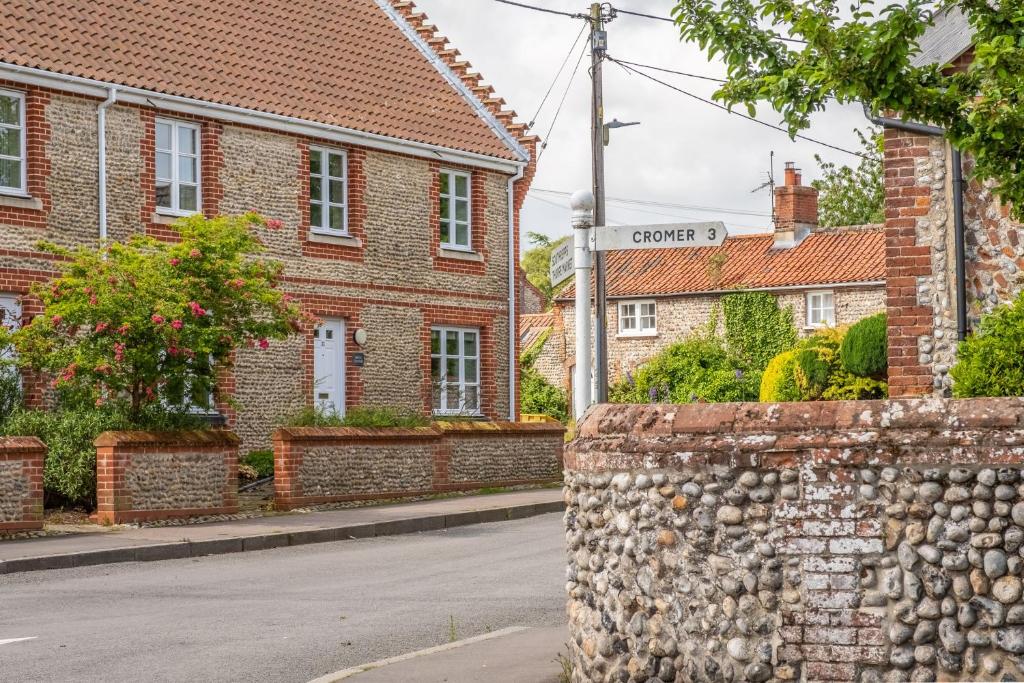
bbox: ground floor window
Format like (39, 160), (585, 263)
(431, 326), (479, 415)
(314, 318), (346, 417)
(0, 293), (20, 368)
(806, 290), (836, 327)
(618, 300), (657, 336)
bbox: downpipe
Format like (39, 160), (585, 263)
(97, 86), (118, 243)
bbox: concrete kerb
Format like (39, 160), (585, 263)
(0, 500), (564, 575)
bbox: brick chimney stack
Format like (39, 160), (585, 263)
(773, 162), (819, 249)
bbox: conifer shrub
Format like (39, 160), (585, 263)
(840, 312), (887, 378)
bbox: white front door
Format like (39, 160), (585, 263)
(313, 318), (345, 417)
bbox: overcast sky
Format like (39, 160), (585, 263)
(414, 0), (871, 251)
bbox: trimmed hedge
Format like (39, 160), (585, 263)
(840, 312), (887, 377)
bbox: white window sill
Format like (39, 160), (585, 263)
(308, 231), (362, 248)
(0, 193), (42, 210)
(432, 412), (485, 419)
(155, 208), (199, 219)
(617, 331), (658, 339)
(438, 248), (483, 262)
(150, 212), (183, 226)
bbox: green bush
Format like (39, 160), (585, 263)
(284, 405), (346, 427)
(3, 403), (205, 508)
(822, 371), (888, 400)
(0, 365), (21, 427)
(722, 292), (799, 371)
(521, 367), (568, 423)
(951, 293), (1024, 397)
(613, 335), (760, 404)
(840, 313), (888, 377)
(760, 350), (802, 402)
(242, 449), (274, 479)
(284, 405), (430, 428)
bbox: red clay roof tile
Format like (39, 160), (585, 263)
(0, 0), (520, 160)
(559, 227), (885, 299)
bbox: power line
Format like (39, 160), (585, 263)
(612, 5), (807, 44)
(611, 58), (726, 84)
(529, 22), (588, 129)
(490, 0), (588, 19)
(608, 56), (869, 160)
(531, 188), (771, 219)
(538, 35), (589, 160)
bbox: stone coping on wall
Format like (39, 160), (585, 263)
(435, 420), (567, 435)
(0, 437), (47, 454)
(93, 429), (241, 448)
(569, 398), (1024, 471)
(275, 420), (566, 443)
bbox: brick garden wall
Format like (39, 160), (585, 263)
(566, 398), (1024, 682)
(94, 430), (240, 524)
(273, 421), (564, 510)
(0, 437), (44, 532)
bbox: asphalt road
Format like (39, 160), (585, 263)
(0, 513), (566, 683)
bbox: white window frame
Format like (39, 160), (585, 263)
(439, 169), (472, 251)
(0, 89), (27, 196)
(431, 326), (481, 416)
(0, 294), (21, 390)
(309, 146), (348, 236)
(806, 290), (836, 328)
(154, 118), (202, 216)
(618, 299), (658, 337)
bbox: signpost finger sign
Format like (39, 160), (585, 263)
(592, 222), (726, 252)
(549, 240), (574, 287)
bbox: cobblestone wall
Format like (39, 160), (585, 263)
(566, 398), (1024, 682)
(0, 437), (44, 532)
(94, 431), (239, 524)
(274, 421), (564, 509)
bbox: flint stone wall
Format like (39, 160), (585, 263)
(94, 431), (239, 524)
(0, 437), (44, 532)
(565, 398), (1024, 682)
(273, 421), (564, 510)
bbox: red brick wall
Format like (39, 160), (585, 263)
(0, 437), (45, 532)
(94, 430), (239, 524)
(883, 127), (936, 397)
(273, 421), (564, 510)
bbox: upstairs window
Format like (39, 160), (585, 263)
(309, 147), (348, 236)
(0, 90), (26, 195)
(807, 290), (835, 327)
(619, 300), (657, 336)
(439, 169), (471, 251)
(155, 119), (201, 215)
(431, 326), (480, 415)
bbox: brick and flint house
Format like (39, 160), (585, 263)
(0, 0), (538, 448)
(527, 164), (886, 396)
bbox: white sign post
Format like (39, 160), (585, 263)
(570, 191), (595, 421)
(592, 221), (726, 252)
(549, 239), (575, 287)
(567, 207), (729, 420)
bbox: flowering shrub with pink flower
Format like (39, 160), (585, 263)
(7, 212), (311, 421)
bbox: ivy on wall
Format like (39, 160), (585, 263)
(722, 292), (798, 372)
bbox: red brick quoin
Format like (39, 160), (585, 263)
(94, 430), (239, 524)
(0, 437), (45, 532)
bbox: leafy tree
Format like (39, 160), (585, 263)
(7, 213), (310, 421)
(521, 231), (570, 306)
(672, 1), (1024, 219)
(812, 129), (884, 228)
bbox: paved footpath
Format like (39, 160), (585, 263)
(0, 488), (563, 574)
(0, 513), (568, 683)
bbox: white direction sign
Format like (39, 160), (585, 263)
(592, 221), (726, 252)
(549, 240), (574, 287)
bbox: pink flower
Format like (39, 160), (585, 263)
(95, 363), (111, 375)
(189, 248), (202, 259)
(265, 218), (284, 230)
(167, 345), (180, 357)
(258, 338), (270, 350)
(89, 295), (98, 306)
(113, 342), (125, 362)
(51, 315), (63, 325)
(95, 322), (109, 333)
(171, 319), (183, 330)
(170, 258), (181, 267)
(117, 324), (130, 335)
(188, 301), (206, 317)
(95, 397), (105, 407)
(151, 314), (165, 324)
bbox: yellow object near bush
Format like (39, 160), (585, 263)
(760, 350), (801, 402)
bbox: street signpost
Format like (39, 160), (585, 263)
(549, 239), (575, 287)
(592, 222), (726, 252)
(566, 207), (730, 420)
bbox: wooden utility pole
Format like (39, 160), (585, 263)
(590, 2), (609, 403)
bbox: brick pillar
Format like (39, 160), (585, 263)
(883, 128), (936, 397)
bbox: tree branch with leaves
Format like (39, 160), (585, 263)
(671, 0), (1024, 217)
